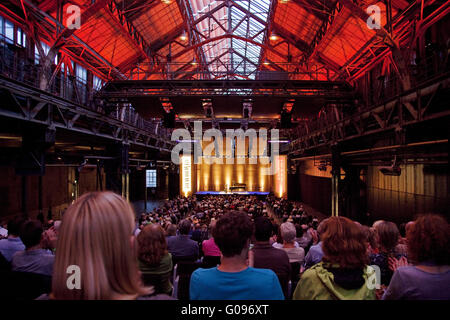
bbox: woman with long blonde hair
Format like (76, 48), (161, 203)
(50, 191), (153, 299)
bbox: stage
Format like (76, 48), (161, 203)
(195, 191), (270, 200)
(195, 191), (270, 195)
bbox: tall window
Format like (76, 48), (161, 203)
(4, 19), (13, 44)
(76, 64), (87, 84)
(93, 75), (103, 91)
(146, 169), (157, 188)
(0, 15), (4, 38)
(16, 27), (26, 47)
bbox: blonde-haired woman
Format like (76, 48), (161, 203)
(49, 191), (155, 299)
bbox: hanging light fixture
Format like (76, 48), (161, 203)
(263, 59), (270, 65)
(269, 33), (279, 41)
(179, 31), (187, 41)
(191, 57), (198, 66)
(161, 0), (172, 4)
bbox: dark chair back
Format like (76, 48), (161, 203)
(289, 262), (301, 298)
(0, 252), (10, 272)
(202, 256), (221, 269)
(176, 261), (202, 300)
(275, 272), (290, 300)
(0, 271), (52, 300)
(141, 271), (172, 296)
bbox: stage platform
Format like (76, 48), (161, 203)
(195, 191), (270, 200)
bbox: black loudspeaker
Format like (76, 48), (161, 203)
(280, 110), (292, 128)
(163, 110), (176, 128)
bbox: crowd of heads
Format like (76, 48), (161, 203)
(0, 190), (449, 300)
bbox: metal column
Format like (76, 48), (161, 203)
(331, 144), (341, 216)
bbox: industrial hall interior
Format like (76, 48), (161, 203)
(0, 0), (448, 301)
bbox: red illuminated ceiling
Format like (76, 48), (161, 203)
(5, 0), (420, 82)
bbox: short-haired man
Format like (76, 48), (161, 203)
(190, 211), (284, 300)
(252, 216), (291, 297)
(167, 219), (199, 261)
(11, 220), (54, 276)
(0, 216), (25, 262)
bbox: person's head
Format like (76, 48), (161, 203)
(375, 221), (399, 252)
(52, 191), (151, 299)
(20, 220), (43, 249)
(166, 223), (177, 237)
(407, 214), (450, 265)
(321, 217), (369, 269)
(405, 221), (415, 234)
(372, 220), (384, 228)
(137, 224), (168, 266)
(363, 226), (379, 250)
(7, 216), (25, 237)
(212, 211), (253, 258)
(254, 217), (273, 242)
(178, 219), (192, 235)
(316, 218), (329, 240)
(280, 222), (297, 243)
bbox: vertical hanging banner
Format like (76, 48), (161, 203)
(181, 155), (192, 197)
(274, 155), (287, 199)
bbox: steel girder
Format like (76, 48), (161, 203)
(98, 79), (354, 99)
(106, 1), (156, 70)
(0, 75), (175, 152)
(175, 0), (210, 79)
(10, 0), (127, 80)
(289, 73), (450, 155)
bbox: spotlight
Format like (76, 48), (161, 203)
(269, 33), (279, 41)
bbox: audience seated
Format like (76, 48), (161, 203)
(251, 216), (291, 297)
(383, 214), (450, 300)
(190, 211), (284, 300)
(293, 217), (375, 300)
(1, 189), (447, 301)
(303, 218), (327, 270)
(278, 222), (305, 265)
(11, 220), (54, 276)
(0, 220), (8, 238)
(0, 216), (25, 262)
(201, 220), (221, 268)
(137, 224), (173, 295)
(47, 192), (163, 300)
(165, 224), (177, 238)
(167, 219), (199, 263)
(370, 221), (405, 286)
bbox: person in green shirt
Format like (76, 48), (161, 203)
(293, 216), (376, 300)
(137, 224), (173, 295)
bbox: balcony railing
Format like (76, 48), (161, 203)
(0, 40), (171, 140)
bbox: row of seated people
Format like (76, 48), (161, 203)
(0, 191), (449, 300)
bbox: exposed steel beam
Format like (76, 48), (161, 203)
(171, 34), (287, 61)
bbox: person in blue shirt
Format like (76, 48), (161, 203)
(190, 211), (284, 300)
(0, 216), (25, 262)
(303, 218), (328, 270)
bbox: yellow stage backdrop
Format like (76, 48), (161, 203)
(180, 137), (287, 198)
